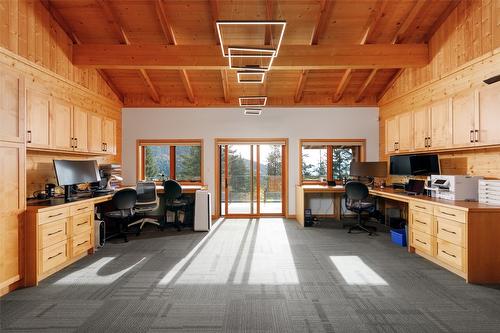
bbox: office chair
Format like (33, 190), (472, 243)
(164, 180), (188, 231)
(128, 181), (160, 234)
(104, 188), (137, 242)
(344, 181), (377, 235)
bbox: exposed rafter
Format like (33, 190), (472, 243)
(294, 0), (333, 103)
(139, 69), (160, 103)
(209, 0), (230, 102)
(334, 0), (388, 102)
(40, 0), (124, 102)
(424, 0), (461, 42)
(265, 0), (274, 45)
(221, 69), (229, 103)
(355, 69), (377, 102)
(180, 69), (195, 103)
(377, 68), (404, 101)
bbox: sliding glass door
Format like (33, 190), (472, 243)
(219, 140), (285, 217)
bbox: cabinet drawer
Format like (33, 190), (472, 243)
(410, 229), (433, 256)
(410, 210), (433, 234)
(435, 217), (465, 247)
(39, 207), (70, 225)
(71, 232), (92, 257)
(409, 201), (434, 214)
(40, 240), (68, 274)
(70, 202), (93, 216)
(434, 206), (466, 223)
(436, 239), (464, 271)
(71, 212), (92, 236)
(39, 218), (68, 249)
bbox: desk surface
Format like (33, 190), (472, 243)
(297, 184), (500, 212)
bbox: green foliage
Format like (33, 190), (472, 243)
(332, 148), (353, 179)
(144, 146), (169, 181)
(175, 146), (201, 181)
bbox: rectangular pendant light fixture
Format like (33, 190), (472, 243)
(244, 108), (263, 116)
(237, 71), (266, 84)
(228, 47), (276, 72)
(239, 96), (267, 107)
(216, 20), (287, 57)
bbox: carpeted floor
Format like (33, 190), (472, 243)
(1, 218), (500, 332)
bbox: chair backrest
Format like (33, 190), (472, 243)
(163, 180), (182, 200)
(345, 181), (369, 201)
(136, 181), (157, 204)
(112, 188), (137, 210)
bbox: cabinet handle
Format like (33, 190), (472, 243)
(48, 213), (63, 218)
(441, 228), (457, 235)
(77, 240), (88, 247)
(416, 238), (427, 245)
(48, 229), (63, 236)
(27, 130), (32, 143)
(77, 207), (87, 211)
(415, 220), (426, 225)
(441, 250), (456, 258)
(77, 221), (88, 226)
(441, 211), (456, 217)
(470, 130), (474, 143)
(75, 138), (78, 149)
(105, 143), (108, 151)
(415, 205), (427, 210)
(102, 143), (105, 152)
(48, 252), (63, 260)
(428, 137), (431, 147)
(474, 129), (479, 143)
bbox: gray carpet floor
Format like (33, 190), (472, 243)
(2, 218), (500, 332)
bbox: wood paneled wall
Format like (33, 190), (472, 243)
(379, 0), (500, 179)
(0, 0), (120, 103)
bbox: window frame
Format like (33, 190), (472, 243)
(299, 139), (366, 184)
(137, 139), (204, 185)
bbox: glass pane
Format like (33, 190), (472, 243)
(220, 145), (226, 216)
(260, 144), (282, 214)
(332, 146), (358, 179)
(175, 145), (201, 181)
(302, 145), (327, 181)
(227, 145), (252, 214)
(144, 145), (170, 181)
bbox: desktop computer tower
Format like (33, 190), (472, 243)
(94, 219), (105, 249)
(194, 190), (211, 231)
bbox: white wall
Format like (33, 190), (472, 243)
(122, 107), (379, 215)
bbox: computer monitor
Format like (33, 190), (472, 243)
(53, 160), (100, 201)
(350, 162), (388, 178)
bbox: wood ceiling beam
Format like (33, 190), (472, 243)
(180, 69), (195, 103)
(221, 69), (229, 103)
(424, 0), (460, 42)
(355, 69), (377, 102)
(377, 68), (403, 101)
(295, 0), (334, 103)
(40, 0), (123, 102)
(334, 0), (388, 102)
(73, 44), (429, 69)
(208, 0), (229, 103)
(97, 0), (160, 103)
(265, 0), (274, 45)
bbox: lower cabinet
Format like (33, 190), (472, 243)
(26, 202), (94, 286)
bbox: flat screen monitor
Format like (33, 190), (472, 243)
(389, 154), (440, 176)
(53, 160), (100, 186)
(350, 162), (387, 178)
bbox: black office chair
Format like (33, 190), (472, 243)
(104, 188), (137, 242)
(344, 181), (377, 235)
(128, 181), (160, 234)
(164, 180), (188, 231)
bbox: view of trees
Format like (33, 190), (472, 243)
(145, 145), (169, 181)
(302, 146), (355, 181)
(144, 145), (201, 182)
(333, 148), (354, 179)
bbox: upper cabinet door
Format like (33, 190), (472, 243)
(88, 113), (103, 153)
(398, 112), (413, 152)
(50, 98), (73, 151)
(430, 98), (452, 149)
(477, 84), (500, 145)
(386, 117), (399, 153)
(0, 69), (24, 143)
(452, 90), (476, 147)
(102, 118), (116, 155)
(72, 107), (88, 152)
(26, 89), (51, 149)
(413, 107), (429, 151)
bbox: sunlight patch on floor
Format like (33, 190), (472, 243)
(330, 256), (388, 286)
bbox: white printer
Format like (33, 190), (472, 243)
(430, 175), (483, 201)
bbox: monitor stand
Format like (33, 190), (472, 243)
(64, 185), (76, 202)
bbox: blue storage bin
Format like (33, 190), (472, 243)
(390, 228), (407, 247)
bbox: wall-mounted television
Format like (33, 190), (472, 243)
(389, 154), (440, 176)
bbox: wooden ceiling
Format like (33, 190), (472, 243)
(43, 0), (459, 107)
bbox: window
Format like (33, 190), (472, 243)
(300, 139), (365, 183)
(138, 140), (203, 183)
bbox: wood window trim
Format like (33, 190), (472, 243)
(299, 138), (366, 184)
(136, 139), (204, 185)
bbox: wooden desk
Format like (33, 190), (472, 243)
(295, 184), (500, 283)
(295, 185), (345, 226)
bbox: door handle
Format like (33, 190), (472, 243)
(74, 138), (78, 149)
(474, 129), (479, 143)
(27, 130), (32, 143)
(428, 137), (431, 148)
(470, 130), (474, 143)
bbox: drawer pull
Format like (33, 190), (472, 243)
(76, 240), (88, 247)
(441, 228), (457, 235)
(48, 229), (63, 236)
(415, 220), (427, 225)
(77, 221), (88, 226)
(416, 238), (427, 245)
(48, 252), (63, 260)
(441, 250), (456, 258)
(441, 211), (456, 217)
(48, 213), (63, 218)
(77, 207), (87, 211)
(415, 205), (427, 210)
